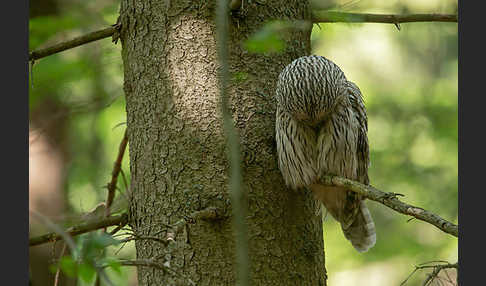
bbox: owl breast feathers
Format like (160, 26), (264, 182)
(275, 55), (376, 252)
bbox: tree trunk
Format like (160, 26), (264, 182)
(119, 0), (326, 285)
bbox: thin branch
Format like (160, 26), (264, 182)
(422, 262), (458, 286)
(401, 261), (458, 286)
(101, 137), (129, 286)
(30, 210), (77, 252)
(53, 243), (67, 286)
(29, 213), (128, 247)
(29, 25), (117, 61)
(118, 259), (167, 271)
(320, 175), (458, 237)
(118, 235), (170, 246)
(108, 223), (126, 236)
(105, 129), (129, 217)
(28, 12), (457, 62)
(115, 259), (196, 285)
(312, 11), (457, 24)
(217, 0), (250, 285)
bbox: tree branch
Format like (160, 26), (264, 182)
(29, 25), (118, 61)
(312, 12), (457, 24)
(105, 129), (128, 217)
(118, 259), (167, 271)
(29, 213), (128, 247)
(421, 262), (458, 286)
(401, 261), (458, 286)
(320, 175), (458, 238)
(28, 12), (457, 62)
(29, 210), (77, 252)
(115, 259), (196, 285)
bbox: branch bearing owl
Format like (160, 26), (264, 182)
(275, 55), (376, 252)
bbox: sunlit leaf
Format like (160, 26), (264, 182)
(59, 256), (77, 278)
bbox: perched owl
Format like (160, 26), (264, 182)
(275, 55), (376, 252)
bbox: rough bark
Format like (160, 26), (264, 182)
(119, 0), (326, 285)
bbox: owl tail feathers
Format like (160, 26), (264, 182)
(342, 201), (376, 252)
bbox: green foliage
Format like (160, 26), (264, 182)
(49, 232), (123, 284)
(29, 1), (135, 284)
(102, 258), (122, 275)
(58, 256), (77, 277)
(78, 262), (96, 283)
(79, 232), (121, 260)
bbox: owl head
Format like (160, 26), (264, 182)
(275, 55), (348, 126)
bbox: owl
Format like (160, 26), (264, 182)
(275, 55), (376, 252)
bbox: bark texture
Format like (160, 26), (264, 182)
(119, 0), (326, 285)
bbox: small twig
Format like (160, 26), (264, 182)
(29, 213), (128, 247)
(109, 223), (126, 236)
(30, 211), (77, 252)
(118, 235), (170, 246)
(401, 261), (458, 286)
(53, 243), (67, 286)
(400, 266), (421, 286)
(115, 259), (196, 285)
(29, 25), (118, 61)
(320, 175), (458, 237)
(105, 129), (129, 218)
(422, 262), (458, 286)
(117, 259), (167, 271)
(312, 12), (457, 24)
(29, 60), (35, 89)
(119, 169), (129, 192)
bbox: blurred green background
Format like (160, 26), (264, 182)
(29, 0), (457, 285)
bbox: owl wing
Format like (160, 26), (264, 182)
(312, 80), (375, 252)
(346, 81), (370, 185)
(341, 81), (376, 252)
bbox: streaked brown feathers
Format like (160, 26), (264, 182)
(275, 55), (376, 252)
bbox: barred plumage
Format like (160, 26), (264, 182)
(275, 55), (376, 252)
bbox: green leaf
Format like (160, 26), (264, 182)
(79, 232), (122, 263)
(48, 264), (59, 274)
(59, 256), (77, 278)
(91, 232), (122, 249)
(102, 258), (122, 275)
(78, 262), (96, 283)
